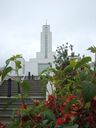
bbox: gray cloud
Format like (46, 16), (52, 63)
(0, 0), (96, 66)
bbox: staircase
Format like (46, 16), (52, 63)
(0, 79), (46, 122)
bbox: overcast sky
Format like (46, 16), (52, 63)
(0, 0), (96, 66)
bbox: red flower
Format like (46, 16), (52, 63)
(16, 110), (20, 116)
(48, 95), (56, 101)
(66, 95), (72, 102)
(71, 111), (78, 116)
(60, 102), (67, 113)
(56, 117), (63, 125)
(72, 104), (78, 111)
(60, 105), (64, 113)
(33, 114), (42, 122)
(66, 95), (77, 103)
(44, 101), (49, 107)
(63, 113), (71, 123)
(33, 100), (40, 106)
(0, 122), (6, 128)
(72, 95), (77, 99)
(45, 95), (56, 110)
(20, 103), (27, 109)
(22, 115), (30, 122)
(63, 102), (67, 107)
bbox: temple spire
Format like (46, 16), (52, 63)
(46, 20), (47, 25)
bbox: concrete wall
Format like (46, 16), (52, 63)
(25, 60), (38, 76)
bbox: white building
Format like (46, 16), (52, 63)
(10, 23), (55, 76)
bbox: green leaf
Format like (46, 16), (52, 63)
(6, 54), (22, 65)
(63, 123), (79, 128)
(15, 61), (22, 69)
(6, 59), (10, 65)
(1, 66), (13, 80)
(10, 54), (22, 61)
(63, 65), (73, 74)
(21, 80), (30, 95)
(64, 99), (78, 113)
(44, 109), (56, 121)
(15, 54), (22, 58)
(81, 81), (96, 103)
(57, 126), (64, 128)
(7, 120), (20, 128)
(70, 59), (77, 67)
(75, 57), (91, 69)
(87, 46), (96, 53)
(42, 119), (49, 125)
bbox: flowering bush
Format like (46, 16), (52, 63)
(7, 94), (79, 128)
(45, 94), (79, 127)
(1, 45), (96, 128)
(39, 45), (96, 128)
(75, 96), (96, 128)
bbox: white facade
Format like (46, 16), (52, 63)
(10, 24), (55, 76)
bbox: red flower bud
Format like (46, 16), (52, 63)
(33, 100), (40, 106)
(20, 103), (27, 109)
(56, 117), (63, 125)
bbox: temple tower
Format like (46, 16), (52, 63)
(37, 22), (53, 59)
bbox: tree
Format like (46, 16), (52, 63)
(53, 43), (74, 70)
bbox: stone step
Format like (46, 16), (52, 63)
(0, 92), (45, 96)
(0, 79), (46, 122)
(0, 96), (45, 122)
(0, 97), (45, 107)
(0, 115), (12, 122)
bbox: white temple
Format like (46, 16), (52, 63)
(10, 23), (55, 76)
